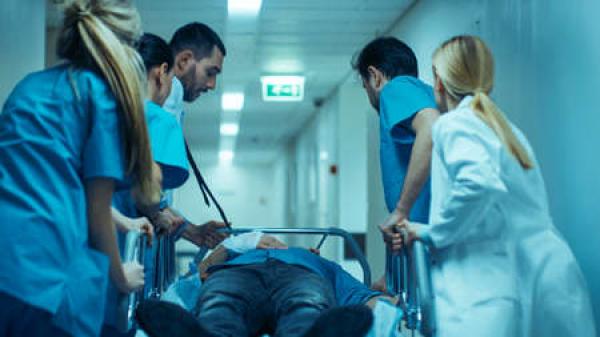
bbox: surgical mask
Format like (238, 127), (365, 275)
(163, 76), (185, 125)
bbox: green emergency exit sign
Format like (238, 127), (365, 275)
(261, 76), (305, 102)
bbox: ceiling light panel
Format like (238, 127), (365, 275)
(228, 0), (262, 16)
(222, 92), (245, 111)
(220, 123), (240, 136)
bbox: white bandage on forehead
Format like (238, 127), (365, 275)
(222, 231), (264, 253)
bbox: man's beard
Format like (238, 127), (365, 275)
(180, 64), (198, 102)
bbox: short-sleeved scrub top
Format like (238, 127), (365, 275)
(379, 75), (437, 222)
(0, 64), (127, 337)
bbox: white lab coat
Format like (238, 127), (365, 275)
(422, 96), (596, 337)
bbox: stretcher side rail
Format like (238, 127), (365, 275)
(118, 231), (179, 332)
(385, 239), (436, 337)
(116, 231), (147, 332)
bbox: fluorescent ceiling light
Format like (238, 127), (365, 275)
(261, 76), (305, 102)
(219, 150), (234, 163)
(261, 76), (305, 85)
(220, 123), (239, 136)
(228, 0), (262, 16)
(221, 92), (244, 111)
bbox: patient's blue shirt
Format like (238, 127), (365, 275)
(208, 247), (380, 306)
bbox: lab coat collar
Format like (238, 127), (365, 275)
(457, 95), (474, 110)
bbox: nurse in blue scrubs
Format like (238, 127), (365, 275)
(352, 37), (441, 291)
(0, 2), (159, 337)
(102, 32), (190, 337)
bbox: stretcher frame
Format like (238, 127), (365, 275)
(386, 240), (436, 337)
(117, 226), (371, 332)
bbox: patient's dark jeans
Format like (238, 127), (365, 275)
(193, 259), (335, 337)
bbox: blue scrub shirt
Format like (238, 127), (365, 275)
(379, 76), (436, 222)
(0, 64), (127, 337)
(208, 248), (381, 306)
(145, 100), (189, 189)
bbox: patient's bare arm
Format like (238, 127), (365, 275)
(197, 245), (229, 280)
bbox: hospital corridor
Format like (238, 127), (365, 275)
(0, 0), (599, 336)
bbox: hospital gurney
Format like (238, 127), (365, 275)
(386, 239), (436, 337)
(116, 226), (371, 332)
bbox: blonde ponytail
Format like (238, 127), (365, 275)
(471, 92), (534, 169)
(433, 35), (534, 170)
(58, 0), (160, 205)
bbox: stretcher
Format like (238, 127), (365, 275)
(116, 226), (371, 332)
(118, 227), (437, 337)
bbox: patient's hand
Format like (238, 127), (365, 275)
(308, 248), (320, 255)
(371, 275), (387, 292)
(256, 235), (287, 249)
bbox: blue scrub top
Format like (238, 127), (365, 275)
(208, 248), (381, 306)
(379, 76), (436, 222)
(145, 100), (189, 189)
(0, 64), (127, 337)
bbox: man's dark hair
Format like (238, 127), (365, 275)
(137, 33), (174, 73)
(169, 22), (227, 59)
(352, 37), (418, 80)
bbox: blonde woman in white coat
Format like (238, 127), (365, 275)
(397, 35), (596, 337)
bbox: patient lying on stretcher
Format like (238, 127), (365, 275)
(136, 232), (403, 337)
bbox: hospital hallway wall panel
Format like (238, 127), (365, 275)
(0, 0), (46, 104)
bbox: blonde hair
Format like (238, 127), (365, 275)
(58, 0), (160, 205)
(433, 35), (533, 170)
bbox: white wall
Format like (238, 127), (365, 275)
(365, 106), (389, 279)
(289, 77), (391, 282)
(337, 80), (369, 233)
(0, 0), (46, 104)
(289, 95), (341, 262)
(337, 78), (390, 280)
(385, 0), (600, 325)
